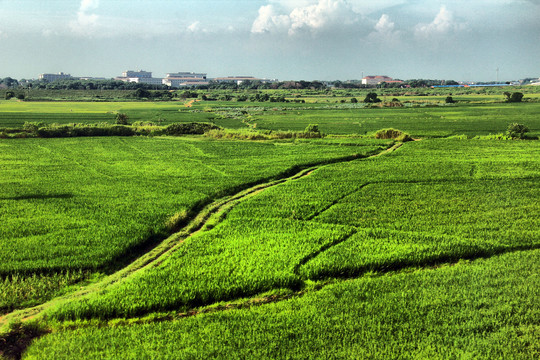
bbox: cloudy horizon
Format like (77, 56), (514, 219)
(0, 0), (538, 82)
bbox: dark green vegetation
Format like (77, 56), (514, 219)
(2, 89), (539, 138)
(0, 89), (539, 359)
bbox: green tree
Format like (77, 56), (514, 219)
(115, 113), (130, 125)
(445, 96), (456, 104)
(506, 123), (529, 139)
(351, 98), (358, 103)
(5, 91), (15, 100)
(504, 92), (524, 103)
(363, 92), (381, 103)
(305, 124), (320, 133)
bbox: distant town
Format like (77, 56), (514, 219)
(37, 70), (278, 88)
(0, 70), (539, 89)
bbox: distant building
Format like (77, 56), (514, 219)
(115, 70), (163, 86)
(362, 76), (402, 86)
(39, 72), (73, 82)
(122, 70), (152, 78)
(163, 72), (208, 88)
(213, 76), (275, 85)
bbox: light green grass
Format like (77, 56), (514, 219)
(0, 137), (385, 312)
(24, 249), (540, 359)
(48, 139), (540, 321)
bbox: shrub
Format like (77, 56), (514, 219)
(506, 123), (529, 139)
(351, 98), (358, 103)
(5, 91), (14, 100)
(115, 113), (130, 125)
(305, 124), (320, 133)
(374, 128), (412, 142)
(364, 92), (381, 103)
(504, 92), (524, 103)
(22, 122), (44, 133)
(165, 122), (221, 136)
(445, 96), (456, 104)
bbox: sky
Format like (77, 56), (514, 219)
(0, 0), (538, 82)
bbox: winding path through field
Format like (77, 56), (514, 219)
(0, 142), (402, 335)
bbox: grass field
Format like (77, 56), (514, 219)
(0, 91), (539, 359)
(0, 136), (387, 314)
(2, 96), (539, 138)
(45, 139), (540, 321)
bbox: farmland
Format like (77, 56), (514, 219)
(0, 89), (539, 359)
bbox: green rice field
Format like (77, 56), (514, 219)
(0, 91), (538, 359)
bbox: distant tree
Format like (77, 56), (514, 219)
(363, 92), (381, 103)
(134, 88), (151, 99)
(445, 96), (456, 104)
(115, 113), (130, 125)
(505, 92), (524, 103)
(5, 91), (14, 100)
(305, 124), (320, 133)
(506, 123), (529, 139)
(351, 97), (358, 103)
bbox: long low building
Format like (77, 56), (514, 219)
(362, 76), (403, 86)
(38, 72), (73, 82)
(213, 76), (276, 85)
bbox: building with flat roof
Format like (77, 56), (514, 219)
(165, 72), (206, 80)
(122, 70), (153, 78)
(362, 76), (402, 86)
(115, 70), (163, 86)
(38, 72), (73, 82)
(163, 72), (208, 87)
(213, 76), (276, 85)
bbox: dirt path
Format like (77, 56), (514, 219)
(0, 142), (403, 335)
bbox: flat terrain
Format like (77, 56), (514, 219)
(0, 90), (538, 359)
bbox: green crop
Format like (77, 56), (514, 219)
(0, 137), (384, 311)
(25, 249), (540, 359)
(48, 139), (540, 320)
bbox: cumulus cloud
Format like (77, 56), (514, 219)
(252, 0), (360, 36)
(414, 6), (466, 39)
(368, 14), (401, 43)
(69, 0), (100, 37)
(374, 14), (395, 33)
(251, 5), (291, 33)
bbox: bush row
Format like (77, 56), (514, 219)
(0, 122), (223, 138)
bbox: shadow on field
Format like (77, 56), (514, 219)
(1, 193), (74, 201)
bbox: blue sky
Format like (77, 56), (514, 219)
(0, 0), (538, 81)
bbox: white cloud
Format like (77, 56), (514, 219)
(368, 14), (401, 44)
(252, 0), (360, 36)
(251, 5), (290, 34)
(414, 6), (466, 39)
(374, 14), (395, 33)
(69, 0), (100, 37)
